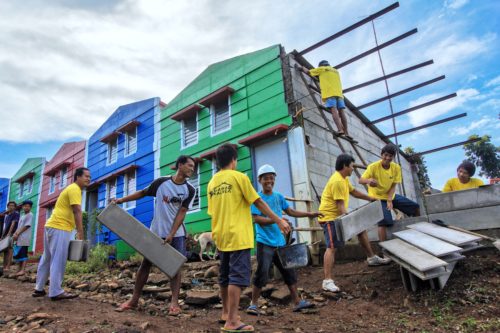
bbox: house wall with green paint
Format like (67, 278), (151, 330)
(160, 45), (292, 234)
(9, 157), (46, 251)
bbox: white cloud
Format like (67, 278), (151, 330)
(449, 116), (500, 136)
(444, 0), (469, 10)
(486, 75), (500, 87)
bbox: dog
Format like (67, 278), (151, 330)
(193, 232), (217, 261)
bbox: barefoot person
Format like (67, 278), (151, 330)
(443, 161), (484, 192)
(33, 167), (90, 300)
(114, 155), (196, 316)
(12, 200), (33, 276)
(208, 144), (291, 332)
(1, 201), (20, 272)
(247, 164), (320, 315)
(320, 154), (390, 293)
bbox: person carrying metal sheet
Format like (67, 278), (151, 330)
(442, 161), (484, 192)
(301, 60), (351, 139)
(32, 167), (90, 300)
(319, 154), (390, 293)
(359, 143), (420, 242)
(112, 155), (196, 317)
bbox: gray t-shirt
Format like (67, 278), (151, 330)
(144, 176), (196, 238)
(16, 212), (33, 247)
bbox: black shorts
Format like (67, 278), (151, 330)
(252, 242), (297, 288)
(218, 249), (251, 287)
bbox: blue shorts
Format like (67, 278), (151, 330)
(379, 194), (420, 226)
(321, 222), (344, 249)
(170, 236), (187, 257)
(325, 97), (346, 109)
(218, 249), (251, 287)
(253, 242), (297, 288)
(13, 245), (28, 262)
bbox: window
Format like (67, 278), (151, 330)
(49, 175), (56, 194)
(19, 177), (33, 197)
(123, 170), (136, 209)
(211, 96), (231, 135)
(18, 182), (24, 198)
(59, 166), (68, 189)
(106, 179), (117, 204)
(46, 206), (54, 220)
(107, 138), (118, 165)
(124, 127), (138, 156)
(181, 115), (198, 148)
(188, 167), (200, 212)
(212, 159), (218, 176)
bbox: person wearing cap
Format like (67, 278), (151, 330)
(33, 167), (91, 301)
(301, 60), (350, 138)
(443, 161), (484, 192)
(207, 143), (290, 332)
(12, 200), (33, 276)
(1, 201), (19, 272)
(319, 154), (390, 293)
(247, 164), (321, 315)
(359, 144), (420, 242)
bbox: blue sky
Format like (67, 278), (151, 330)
(0, 0), (498, 189)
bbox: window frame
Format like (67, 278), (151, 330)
(106, 137), (118, 165)
(59, 167), (68, 189)
(46, 206), (53, 220)
(187, 167), (201, 214)
(49, 175), (56, 194)
(124, 127), (138, 157)
(105, 178), (117, 204)
(210, 95), (232, 136)
(123, 170), (137, 210)
(180, 113), (198, 149)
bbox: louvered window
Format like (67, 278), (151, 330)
(46, 206), (54, 220)
(211, 97), (231, 135)
(125, 128), (137, 156)
(188, 168), (200, 212)
(106, 179), (117, 203)
(123, 170), (136, 209)
(49, 175), (56, 194)
(59, 167), (68, 189)
(181, 116), (198, 148)
(107, 138), (118, 164)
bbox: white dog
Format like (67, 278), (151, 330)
(193, 232), (217, 261)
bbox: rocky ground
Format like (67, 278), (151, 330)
(0, 247), (498, 333)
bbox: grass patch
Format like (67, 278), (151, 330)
(66, 244), (114, 276)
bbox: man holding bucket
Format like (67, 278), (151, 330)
(247, 164), (320, 315)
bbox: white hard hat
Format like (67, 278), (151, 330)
(257, 164), (276, 178)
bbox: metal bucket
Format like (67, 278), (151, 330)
(68, 240), (89, 262)
(276, 242), (309, 269)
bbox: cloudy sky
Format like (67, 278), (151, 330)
(0, 0), (498, 189)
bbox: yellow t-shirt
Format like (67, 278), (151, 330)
(207, 169), (260, 252)
(442, 177), (484, 192)
(45, 183), (82, 232)
(362, 161), (402, 200)
(309, 66), (343, 100)
(318, 172), (354, 222)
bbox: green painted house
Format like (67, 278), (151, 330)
(160, 44), (421, 245)
(9, 157), (46, 251)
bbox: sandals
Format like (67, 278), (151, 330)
(218, 315), (241, 324)
(114, 301), (137, 312)
(168, 305), (182, 316)
(245, 304), (260, 316)
(221, 323), (255, 332)
(293, 299), (315, 312)
(50, 292), (78, 301)
(32, 290), (46, 298)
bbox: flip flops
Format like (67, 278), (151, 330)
(114, 302), (137, 312)
(32, 289), (46, 298)
(168, 305), (182, 316)
(50, 292), (78, 301)
(245, 304), (260, 316)
(293, 299), (315, 312)
(218, 315), (241, 324)
(221, 323), (255, 332)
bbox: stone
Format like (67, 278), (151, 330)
(108, 282), (119, 290)
(269, 286), (291, 304)
(140, 322), (151, 330)
(27, 313), (58, 322)
(204, 265), (219, 278)
(75, 283), (90, 291)
(155, 292), (171, 301)
(184, 290), (220, 305)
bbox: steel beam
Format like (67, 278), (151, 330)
(371, 93), (457, 124)
(385, 113), (467, 138)
(298, 2), (400, 56)
(344, 60), (434, 93)
(408, 137), (482, 157)
(335, 28), (418, 69)
(358, 75), (445, 110)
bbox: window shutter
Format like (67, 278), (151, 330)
(212, 98), (230, 134)
(183, 117), (197, 147)
(126, 129), (137, 155)
(188, 169), (200, 211)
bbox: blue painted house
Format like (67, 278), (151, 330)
(0, 177), (10, 236)
(85, 97), (165, 244)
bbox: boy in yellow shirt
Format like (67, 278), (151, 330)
(319, 154), (390, 293)
(443, 161), (484, 192)
(359, 144), (420, 242)
(302, 60), (350, 138)
(208, 143), (290, 333)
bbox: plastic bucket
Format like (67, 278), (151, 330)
(276, 242), (309, 269)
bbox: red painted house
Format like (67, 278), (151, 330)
(35, 141), (86, 253)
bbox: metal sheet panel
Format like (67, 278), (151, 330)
(97, 204), (186, 278)
(393, 229), (462, 257)
(408, 222), (481, 246)
(334, 201), (384, 241)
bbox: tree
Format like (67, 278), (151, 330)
(464, 134), (500, 178)
(404, 146), (432, 189)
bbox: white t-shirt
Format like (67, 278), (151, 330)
(16, 212), (33, 247)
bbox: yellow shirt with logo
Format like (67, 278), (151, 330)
(45, 183), (82, 232)
(207, 169), (260, 251)
(442, 177), (483, 192)
(309, 66), (343, 100)
(318, 172), (354, 222)
(362, 161), (402, 200)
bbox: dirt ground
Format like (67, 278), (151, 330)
(0, 247), (498, 333)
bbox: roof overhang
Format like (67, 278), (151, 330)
(198, 86), (235, 107)
(89, 164), (138, 188)
(170, 104), (202, 121)
(99, 131), (119, 143)
(238, 124), (289, 146)
(15, 171), (35, 184)
(117, 120), (140, 133)
(40, 197), (58, 208)
(44, 161), (71, 176)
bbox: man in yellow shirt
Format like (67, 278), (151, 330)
(302, 60), (350, 138)
(208, 143), (290, 333)
(33, 167), (90, 301)
(359, 144), (420, 242)
(443, 161), (484, 192)
(319, 154), (390, 293)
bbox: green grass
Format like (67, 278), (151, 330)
(65, 243), (114, 276)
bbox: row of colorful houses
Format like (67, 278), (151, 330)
(0, 44), (422, 255)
